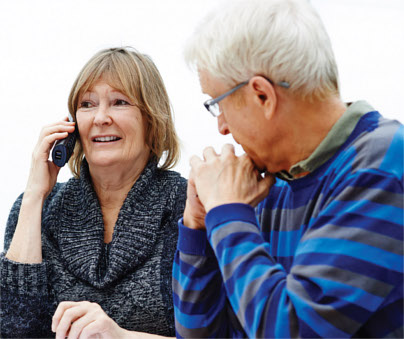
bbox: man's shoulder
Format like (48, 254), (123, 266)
(342, 112), (403, 179)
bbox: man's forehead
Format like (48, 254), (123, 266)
(197, 69), (210, 93)
(198, 69), (226, 95)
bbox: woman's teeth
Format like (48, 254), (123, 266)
(94, 136), (120, 142)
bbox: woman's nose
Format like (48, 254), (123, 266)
(93, 104), (112, 126)
(217, 113), (230, 135)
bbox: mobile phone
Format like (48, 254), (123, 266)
(52, 120), (77, 167)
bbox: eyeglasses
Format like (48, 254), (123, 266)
(203, 77), (290, 117)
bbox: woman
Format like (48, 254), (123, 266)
(0, 47), (187, 338)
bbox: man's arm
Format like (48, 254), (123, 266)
(187, 143), (403, 338)
(172, 221), (246, 338)
(204, 170), (403, 338)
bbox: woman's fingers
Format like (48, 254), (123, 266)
(52, 301), (82, 332)
(77, 320), (101, 339)
(52, 301), (123, 339)
(66, 313), (95, 339)
(53, 301), (91, 339)
(39, 122), (75, 144)
(32, 121), (75, 162)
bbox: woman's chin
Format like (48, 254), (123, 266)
(87, 156), (121, 169)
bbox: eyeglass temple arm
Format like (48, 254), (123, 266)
(206, 81), (249, 106)
(263, 76), (290, 89)
(206, 77), (290, 107)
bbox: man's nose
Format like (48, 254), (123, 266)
(217, 113), (230, 135)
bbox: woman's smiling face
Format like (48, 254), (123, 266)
(76, 79), (150, 171)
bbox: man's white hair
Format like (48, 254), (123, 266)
(185, 0), (340, 100)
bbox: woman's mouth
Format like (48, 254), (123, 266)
(92, 136), (121, 142)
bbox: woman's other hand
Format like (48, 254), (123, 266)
(52, 301), (126, 339)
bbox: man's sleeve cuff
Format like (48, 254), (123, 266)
(177, 218), (215, 257)
(205, 203), (258, 233)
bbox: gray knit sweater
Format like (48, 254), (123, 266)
(0, 159), (187, 338)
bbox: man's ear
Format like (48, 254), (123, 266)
(249, 76), (277, 120)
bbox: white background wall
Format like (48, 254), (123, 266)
(0, 0), (403, 250)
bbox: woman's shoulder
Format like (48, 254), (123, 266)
(42, 180), (70, 211)
(153, 169), (187, 205)
(155, 168), (187, 189)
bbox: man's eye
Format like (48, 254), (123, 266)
(115, 99), (130, 106)
(79, 101), (93, 108)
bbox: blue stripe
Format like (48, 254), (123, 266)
(322, 199), (403, 226)
(348, 111), (379, 138)
(206, 203), (257, 233)
(174, 295), (226, 329)
(326, 148), (356, 189)
(296, 238), (403, 272)
(275, 228), (304, 257)
(173, 280), (225, 314)
(309, 277), (384, 311)
(310, 212), (403, 240)
(173, 260), (220, 291)
(247, 286), (271, 336)
(209, 220), (258, 244)
(177, 222), (214, 256)
(242, 278), (287, 337)
(323, 297), (372, 323)
(263, 182), (290, 209)
(337, 170), (403, 194)
(379, 125), (404, 176)
(288, 289), (351, 338)
(294, 252), (402, 285)
(225, 254), (284, 295)
(215, 233), (265, 266)
(174, 251), (220, 280)
(227, 262), (285, 314)
(277, 256), (294, 272)
(274, 283), (291, 338)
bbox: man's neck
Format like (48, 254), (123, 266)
(269, 93), (347, 173)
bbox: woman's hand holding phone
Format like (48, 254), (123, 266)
(5, 118), (75, 264)
(26, 117), (76, 199)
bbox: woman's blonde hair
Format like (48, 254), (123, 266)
(67, 47), (180, 177)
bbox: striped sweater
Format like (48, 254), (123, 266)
(173, 108), (403, 338)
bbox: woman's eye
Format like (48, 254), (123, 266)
(115, 99), (130, 106)
(79, 101), (93, 108)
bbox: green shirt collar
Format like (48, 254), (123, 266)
(276, 100), (375, 181)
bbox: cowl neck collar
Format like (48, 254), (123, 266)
(57, 159), (162, 288)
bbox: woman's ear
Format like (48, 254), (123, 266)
(249, 76), (277, 120)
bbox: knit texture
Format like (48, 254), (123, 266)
(173, 111), (403, 338)
(1, 159), (187, 338)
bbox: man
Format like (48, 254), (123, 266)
(173, 0), (403, 338)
